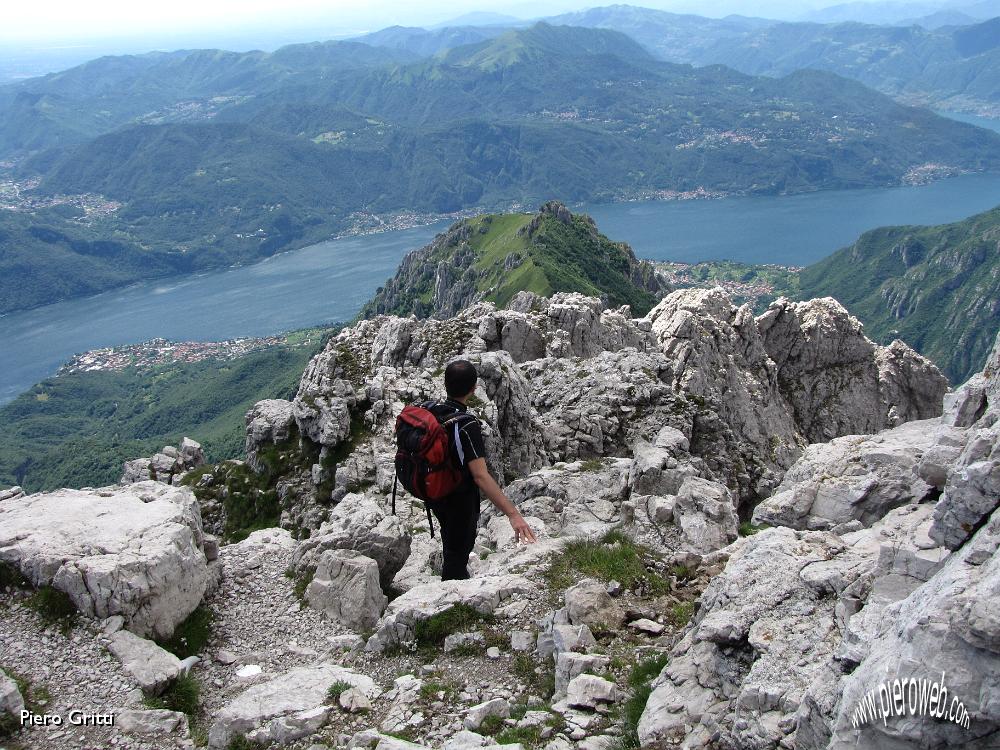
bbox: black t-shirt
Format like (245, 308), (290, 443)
(428, 398), (486, 495)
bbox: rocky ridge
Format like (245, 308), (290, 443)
(2, 285), (977, 750)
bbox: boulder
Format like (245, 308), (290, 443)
(108, 631), (183, 695)
(305, 550), (387, 631)
(671, 476), (738, 553)
(564, 578), (622, 630)
(366, 575), (535, 652)
(753, 419), (946, 531)
(116, 709), (189, 736)
(245, 399), (296, 473)
(292, 492), (410, 589)
(208, 663), (379, 748)
(0, 481), (209, 638)
(566, 674), (618, 710)
(0, 668), (24, 720)
(554, 652), (611, 700)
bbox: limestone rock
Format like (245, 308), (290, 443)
(208, 663), (378, 748)
(245, 399), (296, 473)
(305, 550), (387, 631)
(566, 674), (618, 710)
(757, 297), (946, 441)
(116, 708), (189, 736)
(0, 481), (209, 638)
(829, 501), (1000, 749)
(464, 698), (510, 730)
(108, 631), (183, 695)
(366, 575), (535, 652)
(563, 578), (622, 630)
(0, 667), (24, 720)
(753, 419), (946, 531)
(121, 437), (206, 485)
(292, 492), (410, 589)
(0, 486), (24, 502)
(671, 476), (739, 553)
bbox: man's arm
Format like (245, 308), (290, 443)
(467, 457), (537, 543)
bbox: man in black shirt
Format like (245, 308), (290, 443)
(426, 360), (537, 580)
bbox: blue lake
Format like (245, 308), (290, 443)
(3, 169), (1000, 405)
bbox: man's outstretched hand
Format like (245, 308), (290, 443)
(510, 512), (537, 544)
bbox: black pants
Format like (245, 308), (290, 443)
(428, 488), (481, 580)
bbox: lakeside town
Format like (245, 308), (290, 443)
(657, 260), (802, 311)
(57, 336), (293, 375)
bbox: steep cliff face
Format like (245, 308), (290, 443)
(799, 205), (1000, 385)
(360, 201), (668, 320)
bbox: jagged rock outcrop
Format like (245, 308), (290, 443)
(0, 481), (213, 638)
(121, 437), (205, 485)
(758, 297), (948, 442)
(239, 288), (944, 542)
(640, 333), (1000, 749)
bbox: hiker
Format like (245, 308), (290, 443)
(395, 359), (536, 580)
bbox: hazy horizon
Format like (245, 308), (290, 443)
(0, 0), (965, 45)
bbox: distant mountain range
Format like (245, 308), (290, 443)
(543, 6), (1000, 116)
(3, 22), (999, 313)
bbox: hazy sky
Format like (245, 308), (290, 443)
(0, 0), (959, 49)
(0, 0), (943, 42)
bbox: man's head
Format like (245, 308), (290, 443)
(445, 359), (478, 400)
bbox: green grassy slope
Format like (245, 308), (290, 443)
(361, 202), (663, 318)
(799, 205), (1000, 384)
(0, 331), (330, 492)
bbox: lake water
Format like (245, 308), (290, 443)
(3, 169), (1000, 405)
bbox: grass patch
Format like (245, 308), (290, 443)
(288, 566), (315, 601)
(327, 680), (354, 702)
(226, 736), (271, 750)
(667, 601), (696, 628)
(616, 653), (671, 749)
(419, 679), (459, 701)
(477, 714), (506, 735)
(669, 563), (695, 581)
(545, 530), (668, 594)
(143, 673), (201, 716)
(512, 652), (556, 700)
(413, 604), (496, 651)
(157, 605), (213, 659)
(738, 521), (768, 537)
(578, 458), (605, 472)
(26, 586), (77, 632)
(495, 724), (544, 746)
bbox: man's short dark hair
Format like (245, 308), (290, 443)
(445, 360), (478, 398)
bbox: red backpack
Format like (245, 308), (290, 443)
(392, 401), (478, 536)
